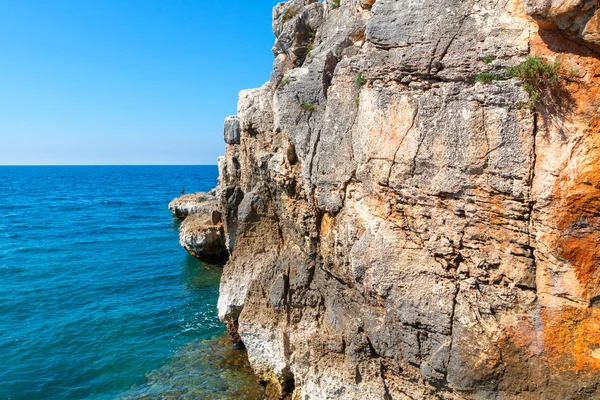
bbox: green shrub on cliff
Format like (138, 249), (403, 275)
(476, 56), (567, 109)
(505, 56), (562, 108)
(279, 77), (291, 88)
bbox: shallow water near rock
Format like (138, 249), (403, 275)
(120, 335), (264, 400)
(0, 166), (263, 400)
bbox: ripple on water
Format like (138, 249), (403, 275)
(0, 166), (261, 400)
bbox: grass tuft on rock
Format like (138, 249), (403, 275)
(476, 56), (570, 109)
(481, 55), (496, 64)
(300, 101), (316, 112)
(305, 43), (314, 57)
(282, 8), (297, 23)
(354, 71), (367, 89)
(476, 72), (504, 84)
(279, 77), (291, 88)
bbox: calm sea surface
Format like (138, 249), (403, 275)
(0, 166), (262, 400)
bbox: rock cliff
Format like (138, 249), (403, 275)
(185, 0), (600, 398)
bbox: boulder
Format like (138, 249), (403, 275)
(179, 213), (228, 264)
(224, 116), (241, 145)
(169, 192), (228, 263)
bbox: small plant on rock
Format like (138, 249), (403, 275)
(476, 72), (503, 84)
(568, 66), (580, 77)
(300, 101), (316, 112)
(476, 55), (573, 110)
(505, 56), (562, 108)
(279, 77), (291, 88)
(481, 55), (496, 64)
(354, 71), (367, 89)
(329, 0), (341, 9)
(305, 43), (314, 57)
(282, 8), (297, 23)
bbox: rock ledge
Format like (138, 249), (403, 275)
(169, 191), (229, 264)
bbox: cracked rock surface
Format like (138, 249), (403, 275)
(196, 0), (600, 398)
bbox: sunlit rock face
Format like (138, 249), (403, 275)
(168, 193), (219, 220)
(525, 0), (600, 49)
(213, 0), (600, 398)
(169, 192), (229, 263)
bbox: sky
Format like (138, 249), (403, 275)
(0, 0), (279, 165)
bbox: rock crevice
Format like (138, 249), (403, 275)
(172, 0), (600, 398)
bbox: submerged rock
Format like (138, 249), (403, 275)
(120, 334), (264, 400)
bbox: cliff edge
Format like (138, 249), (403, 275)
(191, 0), (600, 398)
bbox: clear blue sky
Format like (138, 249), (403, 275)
(0, 0), (279, 165)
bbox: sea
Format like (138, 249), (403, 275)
(0, 166), (263, 400)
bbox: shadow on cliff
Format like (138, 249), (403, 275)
(538, 29), (600, 59)
(533, 28), (600, 141)
(536, 78), (578, 142)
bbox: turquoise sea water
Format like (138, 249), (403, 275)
(0, 166), (262, 400)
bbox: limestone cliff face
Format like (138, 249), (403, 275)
(212, 0), (600, 398)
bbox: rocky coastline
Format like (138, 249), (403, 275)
(171, 0), (600, 398)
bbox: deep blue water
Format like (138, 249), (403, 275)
(0, 166), (261, 400)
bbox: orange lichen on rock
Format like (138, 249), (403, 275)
(502, 314), (544, 360)
(558, 235), (600, 295)
(529, 22), (600, 375)
(506, 0), (527, 19)
(530, 27), (600, 297)
(541, 307), (600, 373)
(552, 103), (600, 298)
